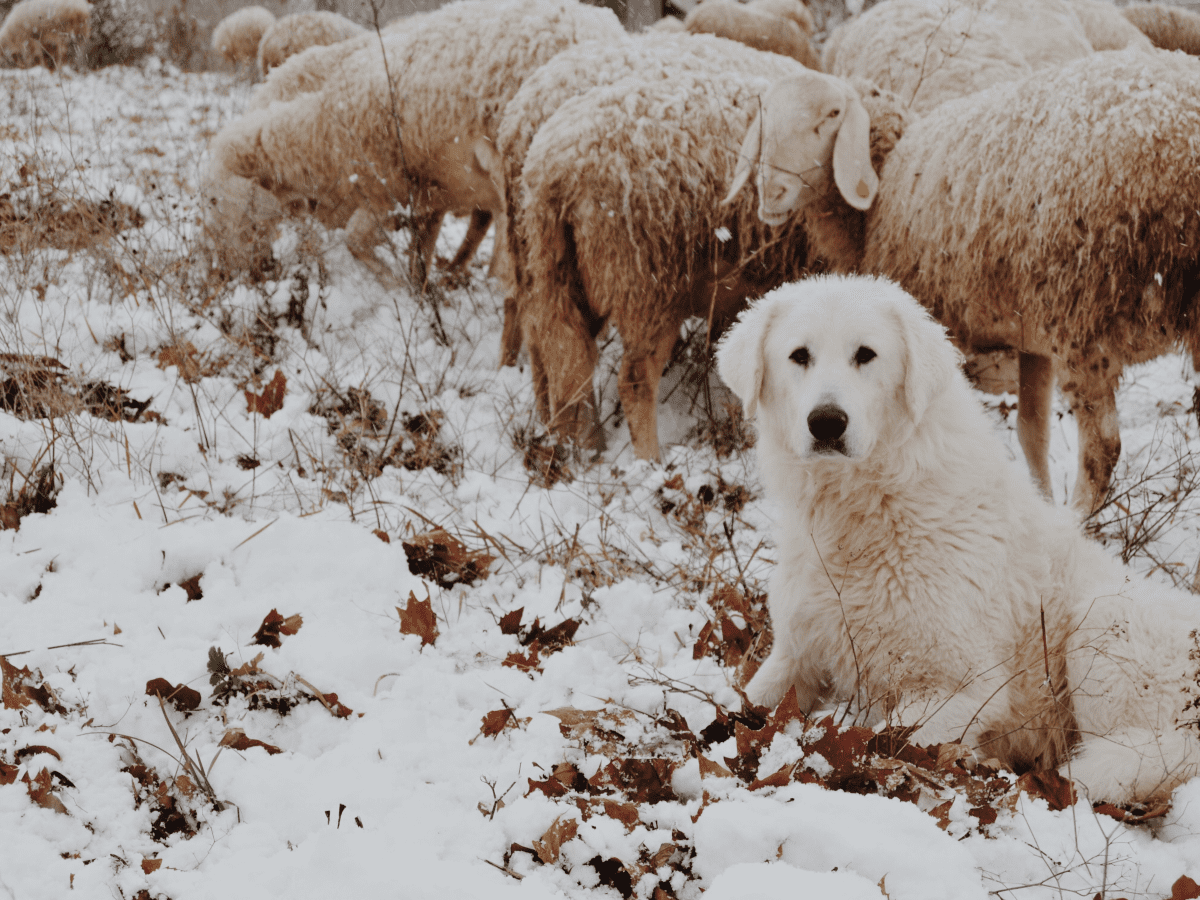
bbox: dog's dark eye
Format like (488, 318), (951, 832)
(854, 346), (877, 366)
(790, 347), (810, 367)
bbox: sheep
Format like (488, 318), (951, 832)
(512, 43), (896, 459)
(213, 0), (623, 292)
(256, 10), (366, 77)
(1069, 0), (1153, 51)
(496, 31), (796, 364)
(649, 14), (686, 31)
(726, 48), (1200, 513)
(822, 0), (1092, 115)
(1122, 2), (1200, 55)
(0, 0), (89, 70)
(211, 5), (274, 71)
(683, 0), (821, 69)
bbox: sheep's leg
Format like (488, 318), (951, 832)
(408, 209), (445, 290)
(1017, 351), (1054, 500)
(440, 209), (491, 272)
(499, 294), (522, 368)
(617, 325), (681, 461)
(1064, 374), (1122, 515)
(532, 308), (603, 454)
(344, 206), (409, 288)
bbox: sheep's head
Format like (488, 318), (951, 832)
(723, 73), (878, 224)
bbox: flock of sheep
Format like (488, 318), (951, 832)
(6, 0), (1200, 518)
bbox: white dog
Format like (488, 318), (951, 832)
(717, 274), (1200, 804)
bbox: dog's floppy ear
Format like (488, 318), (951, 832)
(717, 298), (780, 419)
(890, 290), (962, 425)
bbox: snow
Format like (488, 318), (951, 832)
(0, 57), (1197, 900)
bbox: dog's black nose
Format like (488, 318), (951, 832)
(808, 404), (848, 442)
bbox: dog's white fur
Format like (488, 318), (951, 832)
(717, 274), (1200, 804)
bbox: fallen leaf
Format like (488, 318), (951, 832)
(245, 369), (287, 419)
(252, 608), (303, 647)
(397, 592), (438, 646)
(499, 607), (523, 635)
(480, 708), (515, 738)
(0, 761), (17, 785)
(1172, 875), (1200, 900)
(698, 754), (734, 779)
(372, 528), (390, 543)
(602, 800), (639, 830)
(1, 656), (33, 710)
(533, 815), (578, 864)
(140, 858), (162, 874)
(144, 678), (201, 712)
(219, 728), (283, 755)
(402, 527), (494, 589)
(15, 744), (61, 762)
(23, 768), (68, 814)
(1017, 769), (1077, 812)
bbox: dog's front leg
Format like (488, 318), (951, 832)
(744, 639), (825, 712)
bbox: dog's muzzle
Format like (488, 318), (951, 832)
(807, 403), (849, 456)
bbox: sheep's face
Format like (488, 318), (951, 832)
(724, 73), (877, 220)
(756, 83), (853, 225)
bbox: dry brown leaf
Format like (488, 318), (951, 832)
(402, 527), (494, 589)
(252, 608), (303, 648)
(140, 858), (162, 874)
(533, 815), (578, 864)
(499, 607), (524, 635)
(245, 370), (287, 419)
(1172, 875), (1200, 900)
(1016, 769), (1077, 812)
(397, 592), (439, 646)
(0, 761), (18, 785)
(144, 678), (201, 712)
(602, 799), (639, 830)
(480, 708), (515, 738)
(1, 656), (33, 710)
(219, 728), (283, 755)
(698, 755), (735, 779)
(23, 768), (68, 814)
(229, 652), (265, 678)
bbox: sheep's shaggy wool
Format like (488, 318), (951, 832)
(214, 0), (623, 288)
(211, 5), (274, 68)
(684, 0), (820, 69)
(0, 0), (89, 69)
(513, 41), (898, 458)
(718, 274), (1200, 805)
(256, 10), (366, 76)
(840, 49), (1200, 511)
(826, 0), (1091, 113)
(1069, 0), (1153, 51)
(1122, 2), (1200, 55)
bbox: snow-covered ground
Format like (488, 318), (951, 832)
(1, 60), (1199, 900)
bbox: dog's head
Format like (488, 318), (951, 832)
(716, 275), (961, 462)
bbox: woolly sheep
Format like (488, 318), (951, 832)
(1069, 0), (1153, 51)
(0, 0), (89, 70)
(823, 0), (1092, 114)
(496, 31), (804, 365)
(1122, 3), (1200, 55)
(649, 14), (686, 31)
(512, 42), (891, 459)
(211, 5), (274, 70)
(213, 0), (623, 290)
(728, 48), (1200, 513)
(256, 10), (366, 76)
(684, 0), (820, 69)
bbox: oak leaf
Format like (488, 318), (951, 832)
(23, 767), (68, 814)
(533, 815), (578, 864)
(402, 527), (494, 589)
(245, 370), (286, 418)
(397, 592), (438, 646)
(1172, 875), (1200, 900)
(1017, 769), (1077, 812)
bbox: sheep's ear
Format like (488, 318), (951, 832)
(832, 94), (877, 211)
(890, 288), (961, 425)
(722, 110), (762, 206)
(717, 298), (779, 419)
